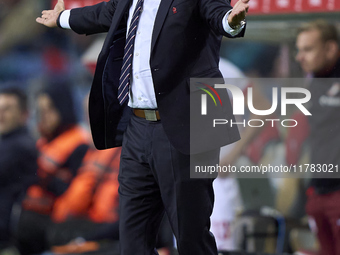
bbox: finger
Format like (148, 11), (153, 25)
(237, 4), (249, 14)
(245, 4), (249, 12)
(41, 13), (50, 19)
(241, 0), (250, 3)
(42, 10), (52, 15)
(232, 8), (245, 17)
(56, 0), (65, 8)
(36, 17), (46, 25)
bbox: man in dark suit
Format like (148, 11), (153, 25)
(36, 0), (249, 254)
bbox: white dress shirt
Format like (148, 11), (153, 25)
(60, 1), (244, 109)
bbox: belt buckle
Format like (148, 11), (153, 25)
(144, 110), (157, 121)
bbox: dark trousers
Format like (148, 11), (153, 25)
(306, 189), (340, 255)
(118, 114), (219, 255)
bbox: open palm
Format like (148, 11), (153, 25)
(36, 0), (65, 27)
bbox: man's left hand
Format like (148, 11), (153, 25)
(228, 0), (249, 29)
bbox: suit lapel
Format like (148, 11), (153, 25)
(112, 0), (132, 29)
(103, 0), (131, 51)
(151, 0), (174, 51)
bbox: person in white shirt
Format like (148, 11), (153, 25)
(36, 0), (249, 254)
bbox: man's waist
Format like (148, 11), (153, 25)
(132, 109), (161, 121)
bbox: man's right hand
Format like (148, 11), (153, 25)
(228, 0), (249, 29)
(36, 0), (65, 27)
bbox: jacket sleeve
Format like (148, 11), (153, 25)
(198, 0), (245, 38)
(69, 0), (117, 35)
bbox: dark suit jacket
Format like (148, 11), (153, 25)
(68, 0), (244, 154)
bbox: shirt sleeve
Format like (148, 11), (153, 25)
(59, 10), (71, 29)
(222, 9), (245, 36)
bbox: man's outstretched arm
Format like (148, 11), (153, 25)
(199, 0), (249, 38)
(36, 0), (117, 35)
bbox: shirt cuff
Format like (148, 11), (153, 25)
(59, 10), (71, 29)
(222, 9), (245, 36)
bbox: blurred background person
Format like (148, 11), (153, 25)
(46, 96), (173, 255)
(210, 58), (246, 251)
(16, 82), (89, 255)
(213, 51), (282, 252)
(0, 87), (37, 251)
(45, 95), (122, 253)
(295, 19), (340, 255)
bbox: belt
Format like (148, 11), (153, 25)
(133, 109), (161, 121)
